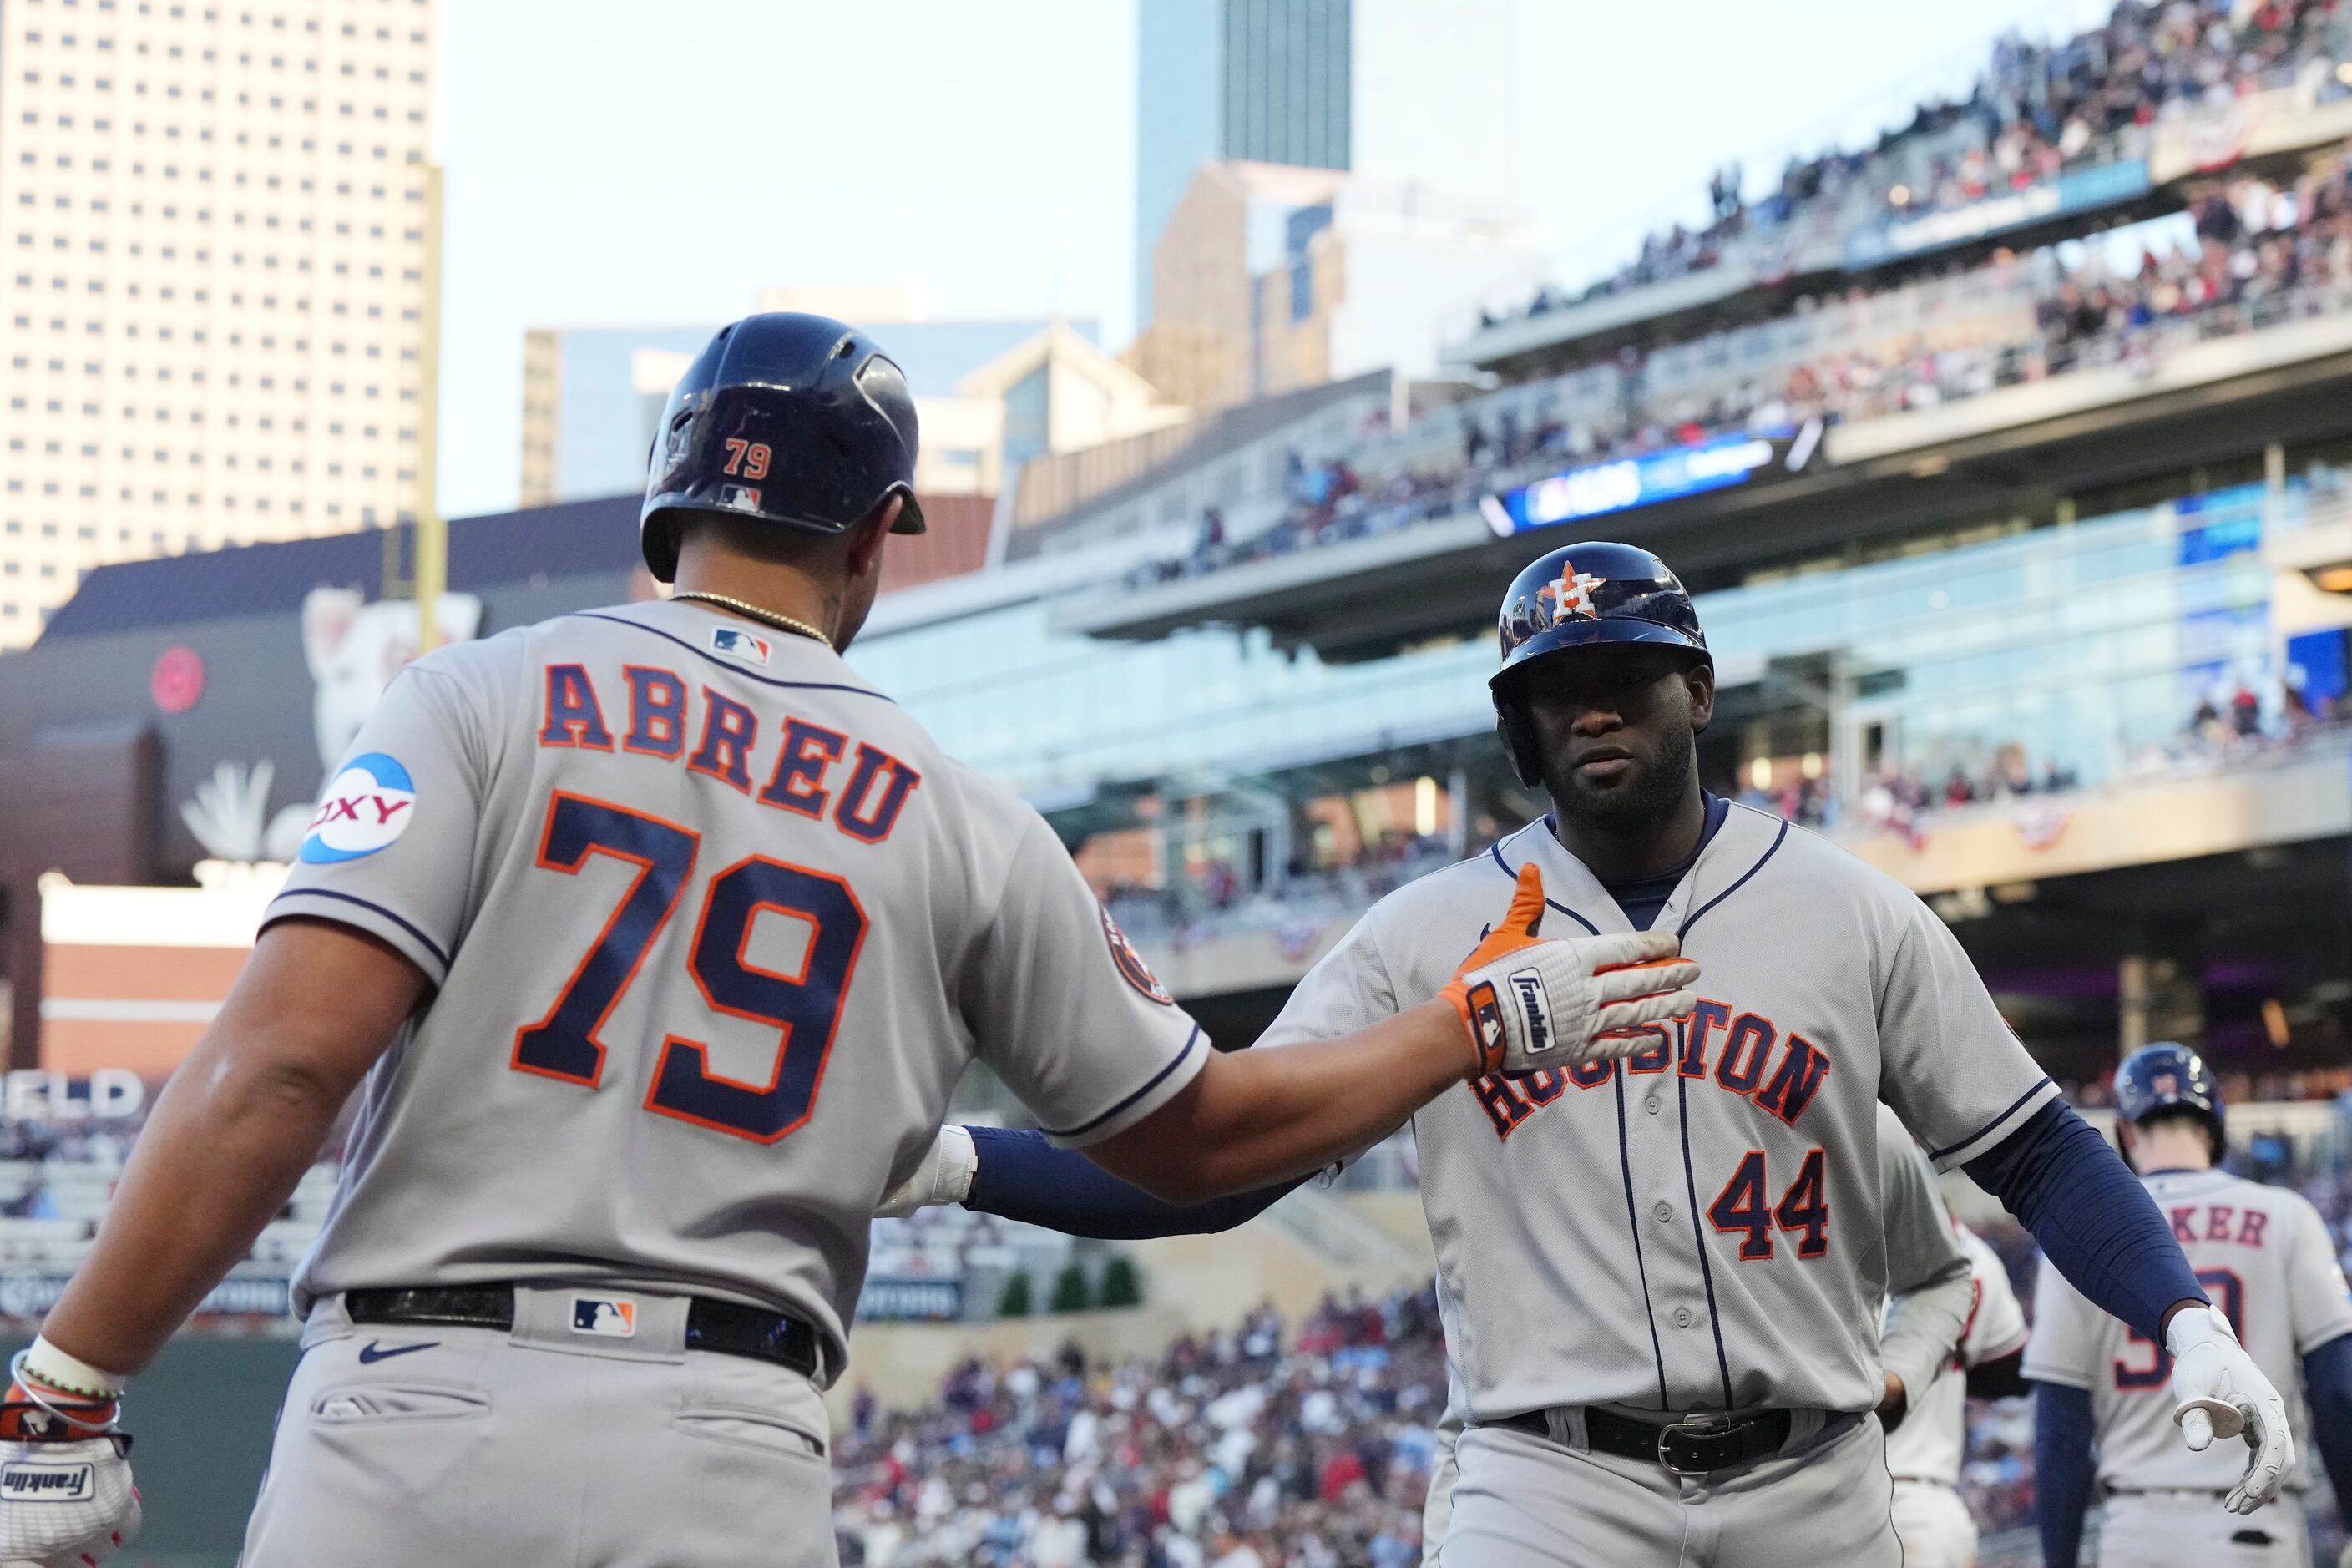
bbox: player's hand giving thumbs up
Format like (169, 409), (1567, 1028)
(1439, 862), (1698, 1079)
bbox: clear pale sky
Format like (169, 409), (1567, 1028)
(434, 0), (2117, 519)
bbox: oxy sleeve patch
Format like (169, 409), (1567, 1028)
(300, 751), (418, 863)
(1100, 904), (1174, 1005)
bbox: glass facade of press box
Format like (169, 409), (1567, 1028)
(856, 483), (2288, 803)
(1702, 483), (2279, 782)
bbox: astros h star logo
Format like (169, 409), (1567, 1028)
(1536, 561), (1606, 624)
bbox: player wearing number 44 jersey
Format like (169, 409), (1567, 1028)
(883, 541), (2298, 1567)
(2029, 1044), (2352, 1568)
(0, 316), (1701, 1568)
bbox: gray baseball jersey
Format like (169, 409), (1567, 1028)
(1420, 1104), (1973, 1564)
(2025, 1167), (2352, 1491)
(1884, 1223), (2026, 1486)
(264, 598), (1207, 1378)
(1259, 808), (2052, 1418)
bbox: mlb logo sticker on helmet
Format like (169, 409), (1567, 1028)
(710, 625), (772, 666)
(570, 1297), (638, 1338)
(298, 752), (417, 864)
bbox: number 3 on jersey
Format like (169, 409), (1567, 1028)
(512, 791), (867, 1142)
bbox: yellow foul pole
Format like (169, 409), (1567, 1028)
(414, 162), (448, 651)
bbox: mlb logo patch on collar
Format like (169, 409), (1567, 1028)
(710, 625), (771, 666)
(570, 1296), (638, 1338)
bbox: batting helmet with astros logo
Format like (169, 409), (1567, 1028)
(1489, 541), (1711, 786)
(640, 312), (928, 584)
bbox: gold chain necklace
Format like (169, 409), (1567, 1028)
(670, 591), (831, 649)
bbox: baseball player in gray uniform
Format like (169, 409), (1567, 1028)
(884, 1098), (1973, 1566)
(1884, 1220), (2028, 1568)
(2029, 1044), (2352, 1568)
(0, 321), (1699, 1568)
(879, 542), (2292, 1566)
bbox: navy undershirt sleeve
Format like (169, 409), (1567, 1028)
(2033, 1380), (2097, 1568)
(962, 1125), (1306, 1239)
(2302, 1332), (2352, 1511)
(1963, 1100), (2206, 1342)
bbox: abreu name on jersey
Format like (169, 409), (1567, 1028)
(537, 659), (922, 844)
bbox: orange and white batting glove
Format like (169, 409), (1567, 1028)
(1439, 862), (1699, 1079)
(0, 1341), (139, 1568)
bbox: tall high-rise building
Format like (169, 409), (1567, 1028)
(0, 0), (437, 645)
(1134, 0), (1515, 330)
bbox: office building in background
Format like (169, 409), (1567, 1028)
(521, 287), (1184, 506)
(1134, 0), (1516, 331)
(0, 0), (437, 645)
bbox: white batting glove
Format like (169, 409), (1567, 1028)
(875, 1125), (978, 1218)
(1442, 864), (1699, 1078)
(2167, 1303), (2294, 1513)
(2336, 1540), (2352, 1568)
(0, 1436), (139, 1568)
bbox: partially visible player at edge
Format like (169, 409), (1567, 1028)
(877, 540), (2294, 1566)
(0, 316), (1699, 1568)
(2029, 1043), (2352, 1568)
(1883, 1197), (2030, 1568)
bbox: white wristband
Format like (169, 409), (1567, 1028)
(933, 1124), (979, 1206)
(19, 1336), (127, 1400)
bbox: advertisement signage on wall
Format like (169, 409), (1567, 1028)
(1842, 159), (2152, 271)
(1479, 423), (1821, 539)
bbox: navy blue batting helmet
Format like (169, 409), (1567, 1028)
(640, 312), (926, 583)
(2115, 1041), (2226, 1156)
(1489, 542), (1710, 785)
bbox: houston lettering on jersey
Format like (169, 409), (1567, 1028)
(1471, 996), (1834, 1140)
(537, 662), (921, 844)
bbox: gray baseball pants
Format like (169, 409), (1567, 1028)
(239, 1285), (836, 1567)
(1444, 1408), (1901, 1566)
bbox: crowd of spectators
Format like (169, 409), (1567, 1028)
(1143, 42), (2352, 589)
(1485, 0), (2346, 327)
(834, 1287), (1445, 1568)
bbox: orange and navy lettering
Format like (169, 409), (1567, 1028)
(687, 689), (759, 794)
(534, 662), (923, 844)
(622, 666), (689, 759)
(835, 742), (922, 844)
(540, 663), (615, 751)
(1470, 1001), (1839, 1145)
(757, 719), (848, 819)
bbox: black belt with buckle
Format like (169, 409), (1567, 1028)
(1492, 1405), (1819, 1475)
(344, 1284), (823, 1379)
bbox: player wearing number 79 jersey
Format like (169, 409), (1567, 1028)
(0, 316), (1699, 1568)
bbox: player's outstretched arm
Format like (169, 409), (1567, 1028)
(38, 918), (426, 1376)
(1088, 865), (1696, 1205)
(876, 1123), (1308, 1237)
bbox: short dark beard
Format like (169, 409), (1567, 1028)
(1549, 731), (1697, 834)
